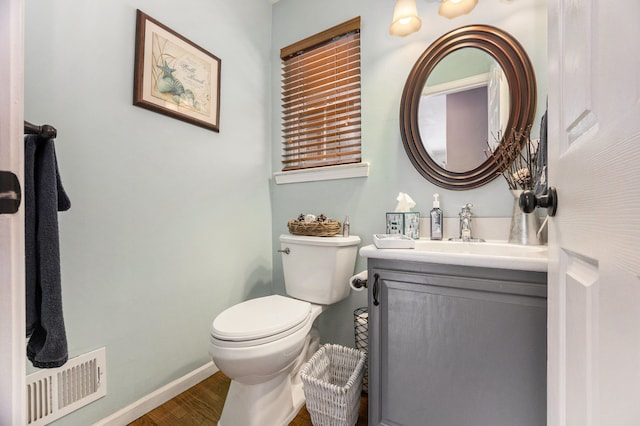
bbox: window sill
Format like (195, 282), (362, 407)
(273, 162), (370, 185)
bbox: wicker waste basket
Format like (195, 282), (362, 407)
(300, 344), (366, 426)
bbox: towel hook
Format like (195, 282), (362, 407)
(24, 121), (57, 139)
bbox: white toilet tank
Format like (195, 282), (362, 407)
(279, 234), (361, 304)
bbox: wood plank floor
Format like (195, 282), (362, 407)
(128, 371), (368, 425)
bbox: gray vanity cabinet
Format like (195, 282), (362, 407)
(367, 258), (547, 426)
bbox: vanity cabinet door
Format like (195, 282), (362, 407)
(368, 261), (547, 426)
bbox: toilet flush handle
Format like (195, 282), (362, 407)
(278, 247), (290, 255)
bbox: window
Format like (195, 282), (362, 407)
(280, 17), (361, 172)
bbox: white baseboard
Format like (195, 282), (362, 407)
(93, 361), (219, 426)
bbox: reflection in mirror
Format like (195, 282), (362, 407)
(419, 48), (509, 172)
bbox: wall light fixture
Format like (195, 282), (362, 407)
(389, 0), (480, 37)
(438, 0), (479, 19)
(389, 0), (422, 37)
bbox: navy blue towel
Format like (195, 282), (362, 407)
(25, 135), (71, 368)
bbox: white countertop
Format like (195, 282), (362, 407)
(359, 239), (548, 272)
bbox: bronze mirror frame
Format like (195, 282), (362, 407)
(400, 25), (537, 190)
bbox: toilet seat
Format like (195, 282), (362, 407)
(211, 295), (311, 348)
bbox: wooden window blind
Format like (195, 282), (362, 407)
(280, 17), (361, 171)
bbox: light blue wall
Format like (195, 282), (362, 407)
(270, 0), (547, 346)
(24, 0), (273, 424)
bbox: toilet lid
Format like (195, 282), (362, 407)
(211, 295), (311, 342)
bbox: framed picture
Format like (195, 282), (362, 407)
(134, 10), (221, 132)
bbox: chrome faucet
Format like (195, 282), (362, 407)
(459, 203), (474, 241)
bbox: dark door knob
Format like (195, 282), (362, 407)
(519, 187), (558, 216)
(0, 171), (21, 214)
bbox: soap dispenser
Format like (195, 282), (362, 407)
(430, 193), (443, 240)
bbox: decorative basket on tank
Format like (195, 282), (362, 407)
(300, 344), (366, 426)
(288, 213), (341, 237)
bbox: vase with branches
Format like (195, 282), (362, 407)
(487, 125), (545, 245)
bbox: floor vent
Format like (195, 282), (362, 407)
(26, 347), (107, 426)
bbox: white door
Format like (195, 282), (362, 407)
(547, 1), (640, 425)
(0, 0), (26, 424)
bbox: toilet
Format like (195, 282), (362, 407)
(209, 234), (361, 426)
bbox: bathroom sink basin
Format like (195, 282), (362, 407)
(415, 239), (546, 256)
(360, 239), (548, 272)
(446, 238), (486, 243)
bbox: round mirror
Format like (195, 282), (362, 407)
(401, 25), (536, 190)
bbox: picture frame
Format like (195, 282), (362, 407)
(133, 10), (221, 132)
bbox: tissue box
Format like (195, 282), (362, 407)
(386, 212), (420, 239)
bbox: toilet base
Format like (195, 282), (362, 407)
(218, 372), (305, 426)
(217, 329), (319, 426)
